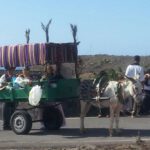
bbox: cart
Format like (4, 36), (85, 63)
(0, 42), (80, 134)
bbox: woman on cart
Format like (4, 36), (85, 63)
(14, 66), (32, 88)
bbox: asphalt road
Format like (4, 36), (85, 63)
(0, 116), (150, 149)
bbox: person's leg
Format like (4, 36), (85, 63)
(145, 92), (150, 114)
(56, 104), (66, 126)
(142, 91), (150, 115)
(0, 102), (15, 130)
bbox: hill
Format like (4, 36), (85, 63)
(79, 54), (150, 75)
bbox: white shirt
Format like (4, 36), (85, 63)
(14, 76), (30, 88)
(0, 74), (7, 87)
(125, 64), (144, 82)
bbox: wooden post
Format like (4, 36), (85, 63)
(25, 29), (30, 44)
(70, 24), (80, 78)
(41, 19), (52, 43)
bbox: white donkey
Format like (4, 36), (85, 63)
(80, 77), (143, 136)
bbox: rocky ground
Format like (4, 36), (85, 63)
(62, 143), (150, 150)
(1, 142), (150, 150)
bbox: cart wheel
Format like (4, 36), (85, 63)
(10, 110), (32, 135)
(43, 107), (63, 130)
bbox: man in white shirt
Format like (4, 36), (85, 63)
(125, 55), (145, 83)
(124, 55), (144, 115)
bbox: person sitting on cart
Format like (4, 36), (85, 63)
(40, 63), (55, 81)
(54, 61), (64, 80)
(0, 66), (16, 90)
(0, 66), (16, 130)
(14, 66), (32, 88)
(40, 63), (66, 129)
(40, 63), (64, 83)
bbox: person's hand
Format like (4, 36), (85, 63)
(27, 81), (32, 86)
(19, 74), (24, 77)
(145, 73), (150, 78)
(2, 82), (8, 86)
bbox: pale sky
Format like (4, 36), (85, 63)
(0, 0), (150, 56)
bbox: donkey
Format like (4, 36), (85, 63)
(80, 77), (143, 136)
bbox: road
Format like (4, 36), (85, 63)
(0, 116), (150, 149)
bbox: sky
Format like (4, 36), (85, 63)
(0, 0), (150, 56)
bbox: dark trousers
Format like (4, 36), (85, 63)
(140, 90), (150, 114)
(0, 102), (16, 130)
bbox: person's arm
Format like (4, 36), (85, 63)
(140, 67), (145, 82)
(125, 65), (132, 78)
(0, 74), (7, 87)
(40, 75), (47, 82)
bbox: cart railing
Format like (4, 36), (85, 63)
(0, 79), (80, 102)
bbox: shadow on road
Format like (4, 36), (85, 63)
(29, 128), (150, 138)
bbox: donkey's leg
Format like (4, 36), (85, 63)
(97, 104), (102, 117)
(80, 100), (91, 133)
(131, 101), (136, 118)
(115, 104), (122, 133)
(80, 100), (86, 132)
(109, 105), (115, 136)
(136, 102), (141, 117)
(96, 100), (102, 117)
